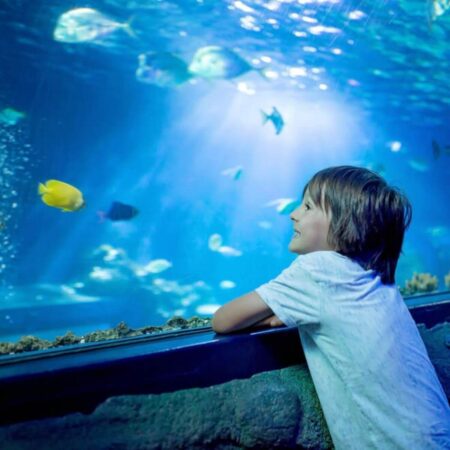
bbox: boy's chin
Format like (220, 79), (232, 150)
(289, 241), (313, 255)
(288, 242), (302, 254)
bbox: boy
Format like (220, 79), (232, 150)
(212, 166), (450, 449)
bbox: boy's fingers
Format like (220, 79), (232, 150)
(270, 317), (284, 326)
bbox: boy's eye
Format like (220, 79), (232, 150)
(304, 202), (311, 210)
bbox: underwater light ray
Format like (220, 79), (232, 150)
(168, 85), (366, 247)
(319, 0), (344, 25)
(275, 0), (298, 25)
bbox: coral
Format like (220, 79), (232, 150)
(54, 331), (82, 347)
(0, 316), (212, 356)
(15, 335), (52, 353)
(445, 270), (450, 289)
(400, 272), (439, 296)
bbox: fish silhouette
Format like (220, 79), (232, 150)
(98, 201), (139, 222)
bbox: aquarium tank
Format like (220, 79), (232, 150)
(0, 0), (449, 353)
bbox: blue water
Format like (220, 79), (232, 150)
(0, 0), (449, 340)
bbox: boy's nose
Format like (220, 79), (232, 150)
(290, 208), (300, 221)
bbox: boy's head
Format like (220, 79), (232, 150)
(289, 165), (412, 285)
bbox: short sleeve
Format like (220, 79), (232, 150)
(255, 257), (322, 328)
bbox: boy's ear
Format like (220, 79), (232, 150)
(212, 291), (273, 334)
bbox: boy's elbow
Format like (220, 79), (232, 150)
(211, 314), (229, 334)
(212, 309), (235, 334)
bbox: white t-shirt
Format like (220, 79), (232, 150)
(255, 250), (450, 450)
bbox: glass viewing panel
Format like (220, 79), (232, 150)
(0, 0), (449, 354)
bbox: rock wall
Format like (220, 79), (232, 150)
(0, 365), (333, 450)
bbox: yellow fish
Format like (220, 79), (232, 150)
(38, 180), (85, 212)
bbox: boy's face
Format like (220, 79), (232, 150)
(288, 188), (334, 254)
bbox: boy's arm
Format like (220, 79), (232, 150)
(212, 291), (276, 334)
(248, 314), (285, 329)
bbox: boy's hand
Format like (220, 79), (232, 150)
(250, 314), (284, 329)
(268, 315), (284, 327)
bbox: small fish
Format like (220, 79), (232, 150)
(408, 158), (430, 172)
(89, 266), (118, 281)
(221, 165), (243, 180)
(266, 198), (300, 215)
(432, 139), (450, 158)
(0, 108), (25, 126)
(188, 46), (253, 80)
(366, 162), (386, 177)
(38, 179), (85, 212)
(217, 246), (242, 257)
(428, 0), (450, 23)
(142, 258), (172, 274)
(95, 244), (124, 262)
(53, 8), (135, 43)
(432, 139), (441, 159)
(136, 52), (192, 88)
(219, 280), (236, 289)
(98, 201), (138, 222)
(426, 226), (448, 238)
(261, 107), (285, 135)
(208, 234), (242, 256)
(257, 221), (273, 230)
(208, 233), (223, 251)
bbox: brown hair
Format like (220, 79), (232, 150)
(303, 165), (412, 284)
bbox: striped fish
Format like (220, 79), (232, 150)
(429, 0), (450, 22)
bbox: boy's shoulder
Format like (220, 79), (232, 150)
(295, 251), (349, 268)
(294, 251), (367, 281)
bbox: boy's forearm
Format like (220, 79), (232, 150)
(212, 292), (285, 333)
(213, 315), (273, 333)
(250, 315), (274, 328)
(213, 313), (283, 333)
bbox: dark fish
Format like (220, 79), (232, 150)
(432, 139), (441, 159)
(368, 162), (386, 177)
(261, 107), (285, 135)
(99, 201), (139, 221)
